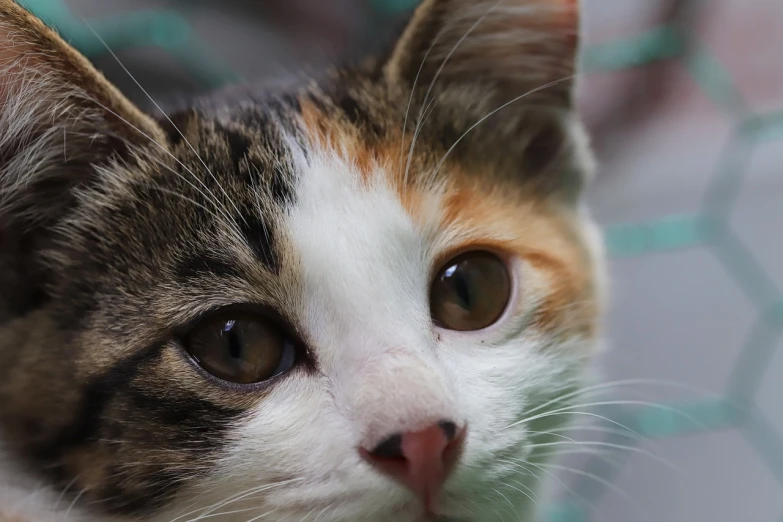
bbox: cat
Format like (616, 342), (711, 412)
(0, 0), (606, 520)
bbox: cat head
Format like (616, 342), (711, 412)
(0, 0), (605, 520)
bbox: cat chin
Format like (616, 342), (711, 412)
(143, 476), (523, 522)
(0, 438), (531, 522)
(0, 462), (524, 522)
(151, 505), (489, 522)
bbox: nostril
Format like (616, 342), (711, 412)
(438, 420), (457, 442)
(370, 433), (404, 459)
(361, 421), (467, 512)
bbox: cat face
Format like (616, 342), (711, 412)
(0, 0), (605, 521)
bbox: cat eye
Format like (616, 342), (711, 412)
(430, 251), (511, 331)
(182, 312), (296, 384)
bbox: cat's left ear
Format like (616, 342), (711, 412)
(384, 0), (580, 107)
(0, 0), (166, 227)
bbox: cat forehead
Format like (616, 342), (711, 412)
(143, 93), (556, 271)
(284, 138), (435, 346)
(52, 77), (594, 345)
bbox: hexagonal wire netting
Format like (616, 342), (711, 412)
(17, 0), (783, 520)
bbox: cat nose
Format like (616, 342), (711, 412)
(361, 421), (466, 512)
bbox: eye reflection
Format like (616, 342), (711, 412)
(182, 312), (296, 384)
(430, 251), (511, 331)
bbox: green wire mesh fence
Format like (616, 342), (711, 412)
(17, 1), (783, 520)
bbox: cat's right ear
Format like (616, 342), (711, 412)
(0, 0), (167, 228)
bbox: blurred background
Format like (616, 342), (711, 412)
(19, 0), (783, 520)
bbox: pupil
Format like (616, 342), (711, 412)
(223, 321), (243, 360)
(453, 270), (472, 309)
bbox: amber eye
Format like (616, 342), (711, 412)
(182, 312), (296, 384)
(430, 251), (512, 331)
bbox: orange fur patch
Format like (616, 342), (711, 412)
(296, 96), (596, 336)
(437, 175), (597, 335)
(298, 98), (378, 181)
(296, 96), (429, 211)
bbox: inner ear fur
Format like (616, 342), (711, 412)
(0, 0), (168, 316)
(384, 0), (581, 107)
(0, 0), (166, 227)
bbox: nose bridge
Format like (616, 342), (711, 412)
(347, 346), (458, 446)
(302, 244), (456, 443)
(282, 159), (458, 441)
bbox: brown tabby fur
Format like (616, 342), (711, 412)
(0, 0), (599, 518)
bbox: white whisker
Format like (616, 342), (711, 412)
(86, 99), (245, 245)
(80, 21), (245, 228)
(532, 461), (637, 508)
(62, 488), (87, 522)
(403, 0), (506, 194)
(245, 505), (284, 522)
(52, 475), (79, 512)
(508, 396), (710, 432)
(174, 478), (302, 522)
(493, 485), (523, 517)
(527, 440), (685, 478)
(427, 73), (581, 187)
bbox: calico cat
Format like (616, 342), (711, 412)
(0, 0), (606, 520)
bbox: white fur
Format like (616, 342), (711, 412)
(0, 0), (605, 518)
(0, 445), (95, 522)
(0, 131), (602, 522)
(144, 140), (601, 522)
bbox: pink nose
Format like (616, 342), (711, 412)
(361, 421), (466, 513)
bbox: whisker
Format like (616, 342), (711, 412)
(399, 14), (443, 177)
(506, 409), (641, 439)
(507, 395), (711, 432)
(135, 156), (236, 226)
(426, 73), (581, 187)
(181, 506), (259, 521)
(529, 447), (623, 462)
(118, 180), (222, 225)
(526, 427), (580, 444)
(173, 478), (303, 522)
(80, 21), (245, 228)
(144, 153), (247, 244)
(86, 98), (241, 242)
(310, 503), (334, 522)
(506, 457), (588, 508)
(531, 461), (638, 508)
(62, 488), (87, 522)
(492, 485), (523, 516)
(403, 0), (506, 194)
(297, 507), (318, 522)
(249, 164), (274, 256)
(52, 474), (80, 512)
(489, 505), (507, 522)
(527, 440), (685, 478)
(245, 506), (284, 522)
(508, 378), (696, 428)
(401, 90), (440, 194)
(528, 424), (644, 454)
(524, 426), (631, 469)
